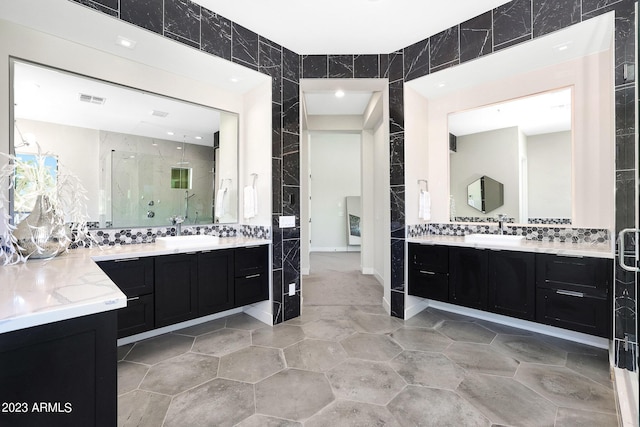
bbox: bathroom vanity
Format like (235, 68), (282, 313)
(407, 236), (613, 338)
(0, 236), (270, 427)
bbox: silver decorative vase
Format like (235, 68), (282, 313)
(13, 194), (71, 259)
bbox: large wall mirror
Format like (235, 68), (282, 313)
(449, 87), (572, 224)
(406, 12), (614, 229)
(11, 59), (239, 228)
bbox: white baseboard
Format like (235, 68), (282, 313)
(427, 300), (609, 349)
(117, 307), (244, 346)
(301, 267), (310, 275)
(362, 267), (375, 275)
(614, 367), (639, 427)
(404, 295), (429, 320)
(310, 247), (361, 252)
(373, 271), (384, 285)
(382, 296), (391, 315)
(243, 301), (273, 326)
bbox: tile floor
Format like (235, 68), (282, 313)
(117, 253), (620, 426)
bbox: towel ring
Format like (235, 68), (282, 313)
(418, 179), (428, 191)
(251, 173), (258, 189)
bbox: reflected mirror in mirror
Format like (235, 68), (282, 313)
(11, 59), (239, 228)
(467, 175), (504, 214)
(449, 87), (572, 224)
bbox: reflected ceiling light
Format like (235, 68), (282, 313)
(335, 90), (345, 98)
(116, 36), (137, 49)
(437, 82), (446, 88)
(554, 41), (572, 51)
(230, 77), (240, 83)
(194, 136), (202, 140)
(167, 131), (174, 136)
(176, 146), (182, 150)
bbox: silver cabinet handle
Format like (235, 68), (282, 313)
(115, 257), (140, 262)
(245, 274), (261, 279)
(617, 228), (640, 272)
(556, 290), (584, 298)
(419, 270), (436, 275)
(126, 296), (140, 302)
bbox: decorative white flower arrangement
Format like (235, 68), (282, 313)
(0, 145), (92, 265)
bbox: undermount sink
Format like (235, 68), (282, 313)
(155, 235), (220, 248)
(464, 234), (524, 245)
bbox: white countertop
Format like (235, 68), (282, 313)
(407, 235), (614, 259)
(0, 236), (271, 334)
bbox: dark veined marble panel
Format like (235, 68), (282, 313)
(615, 134), (635, 170)
(302, 55), (328, 78)
(283, 185), (300, 217)
(430, 26), (459, 71)
(272, 159), (283, 215)
(283, 151), (299, 186)
(493, 0), (532, 49)
(615, 170), (635, 232)
(390, 185), (405, 239)
(201, 9), (231, 60)
(382, 51), (404, 82)
(282, 224), (300, 240)
(272, 269), (283, 323)
(354, 55), (380, 78)
(164, 0), (201, 45)
(404, 38), (429, 82)
(232, 23), (259, 68)
(260, 38), (283, 104)
(390, 289), (404, 319)
(582, 0), (626, 15)
(164, 31), (200, 49)
(533, 0), (580, 38)
(283, 238), (301, 290)
(271, 215), (283, 265)
(272, 103), (282, 157)
(283, 47), (301, 82)
(283, 131), (299, 156)
(390, 162), (405, 187)
(121, 0), (163, 35)
(329, 55), (354, 78)
(391, 239), (405, 292)
(89, 0), (117, 9)
(284, 292), (301, 321)
(390, 133), (405, 166)
(282, 79), (300, 134)
(615, 85), (636, 136)
(389, 80), (404, 134)
(460, 11), (493, 63)
(71, 0), (118, 17)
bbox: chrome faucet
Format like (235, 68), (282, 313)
(169, 215), (185, 236)
(496, 214), (508, 235)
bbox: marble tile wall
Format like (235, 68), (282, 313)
(69, 0), (636, 371)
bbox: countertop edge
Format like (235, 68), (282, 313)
(407, 236), (614, 259)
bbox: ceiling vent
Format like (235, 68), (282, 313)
(151, 110), (169, 118)
(79, 93), (106, 105)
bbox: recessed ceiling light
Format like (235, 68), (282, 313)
(335, 90), (345, 98)
(116, 36), (137, 49)
(554, 41), (572, 51)
(437, 82), (446, 88)
(152, 142), (158, 146)
(176, 146), (182, 150)
(167, 131), (174, 136)
(194, 136), (202, 140)
(230, 77), (240, 83)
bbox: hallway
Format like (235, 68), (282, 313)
(117, 253), (619, 426)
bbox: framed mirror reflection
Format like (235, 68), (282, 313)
(11, 59), (239, 229)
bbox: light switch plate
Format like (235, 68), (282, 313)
(288, 283), (295, 296)
(279, 215), (295, 228)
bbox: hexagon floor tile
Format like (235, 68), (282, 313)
(116, 254), (618, 426)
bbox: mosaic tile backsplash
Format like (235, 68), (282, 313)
(69, 224), (270, 249)
(407, 223), (610, 245)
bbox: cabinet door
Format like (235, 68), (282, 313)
(198, 249), (234, 316)
(408, 243), (449, 301)
(235, 245), (269, 307)
(536, 254), (611, 297)
(155, 253), (198, 327)
(449, 247), (488, 310)
(488, 250), (535, 320)
(117, 294), (154, 338)
(536, 288), (610, 338)
(97, 257), (154, 297)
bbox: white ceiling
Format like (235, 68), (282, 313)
(196, 0), (511, 55)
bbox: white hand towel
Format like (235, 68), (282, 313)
(215, 187), (227, 219)
(244, 186), (258, 219)
(419, 190), (431, 221)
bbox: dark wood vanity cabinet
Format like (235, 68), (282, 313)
(234, 245), (270, 306)
(408, 243), (612, 338)
(449, 247), (488, 310)
(198, 249), (235, 316)
(154, 253), (199, 327)
(408, 243), (449, 302)
(488, 250), (535, 320)
(98, 257), (155, 338)
(535, 254), (612, 338)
